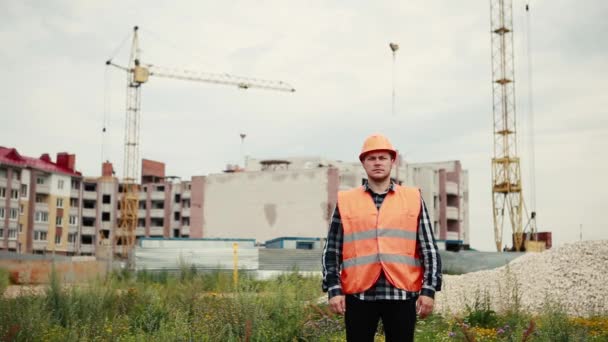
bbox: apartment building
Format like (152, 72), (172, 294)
(2, 146), (470, 255)
(0, 147), (84, 255)
(408, 161), (470, 250)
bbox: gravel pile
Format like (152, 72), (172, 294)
(435, 240), (608, 317)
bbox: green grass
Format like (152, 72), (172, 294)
(0, 268), (8, 296)
(0, 267), (606, 341)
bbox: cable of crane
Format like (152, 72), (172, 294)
(139, 28), (216, 72)
(525, 1), (537, 236)
(101, 65), (110, 167)
(106, 30), (132, 63)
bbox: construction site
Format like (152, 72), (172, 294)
(1, 0), (607, 340)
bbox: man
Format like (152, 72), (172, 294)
(322, 134), (442, 341)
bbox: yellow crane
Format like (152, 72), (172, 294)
(106, 26), (295, 257)
(489, 0), (524, 252)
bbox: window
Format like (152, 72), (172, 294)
(102, 195), (111, 204)
(36, 194), (46, 203)
(68, 233), (77, 243)
(102, 212), (110, 222)
(20, 184), (27, 197)
(57, 180), (64, 189)
(20, 204), (24, 215)
(82, 217), (95, 227)
(9, 229), (18, 239)
(11, 189), (18, 199)
(174, 212), (181, 220)
(56, 216), (63, 226)
(0, 229), (3, 237)
(35, 211), (49, 222)
(0, 187), (5, 198)
(71, 179), (79, 190)
(56, 198), (64, 208)
(174, 194), (181, 203)
(83, 183), (96, 192)
(69, 216), (77, 226)
(156, 185), (165, 192)
(34, 231), (48, 241)
(19, 223), (23, 233)
(9, 208), (18, 220)
(37, 177), (44, 185)
(81, 235), (93, 244)
(70, 198), (78, 207)
(55, 234), (61, 244)
(0, 208), (4, 219)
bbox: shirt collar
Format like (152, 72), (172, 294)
(363, 180), (396, 194)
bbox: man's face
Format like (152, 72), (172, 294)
(362, 151), (394, 182)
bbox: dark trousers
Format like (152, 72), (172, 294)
(345, 295), (417, 342)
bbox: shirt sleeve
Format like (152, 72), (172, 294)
(417, 197), (443, 298)
(322, 204), (344, 299)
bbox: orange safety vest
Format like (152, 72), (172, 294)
(337, 185), (423, 294)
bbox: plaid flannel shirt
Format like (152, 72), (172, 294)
(322, 182), (442, 300)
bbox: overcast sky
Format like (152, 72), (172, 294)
(1, 1), (606, 251)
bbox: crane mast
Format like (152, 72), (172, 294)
(106, 26), (295, 258)
(490, 0), (524, 252)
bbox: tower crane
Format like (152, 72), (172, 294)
(489, 0), (524, 252)
(106, 26), (295, 257)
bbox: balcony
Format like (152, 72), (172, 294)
(35, 202), (49, 211)
(36, 184), (50, 194)
(82, 226), (96, 235)
(149, 209), (164, 217)
(83, 191), (97, 200)
(137, 209), (146, 217)
(182, 207), (191, 217)
(33, 241), (48, 250)
(182, 190), (191, 199)
(446, 231), (460, 241)
(67, 244), (76, 253)
(0, 178), (6, 187)
(445, 181), (458, 195)
(149, 227), (164, 236)
(135, 227), (146, 236)
(69, 207), (79, 216)
(68, 226), (79, 233)
(181, 226), (190, 236)
(82, 208), (96, 218)
(446, 206), (459, 220)
(101, 204), (113, 212)
(80, 244), (95, 254)
(138, 192), (147, 201)
(34, 222), (49, 230)
(151, 191), (165, 201)
(70, 189), (80, 198)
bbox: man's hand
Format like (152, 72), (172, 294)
(416, 295), (434, 319)
(329, 295), (346, 315)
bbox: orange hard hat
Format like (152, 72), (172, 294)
(359, 134), (397, 161)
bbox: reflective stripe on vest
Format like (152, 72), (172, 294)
(338, 185), (423, 294)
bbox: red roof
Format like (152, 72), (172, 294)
(0, 147), (82, 176)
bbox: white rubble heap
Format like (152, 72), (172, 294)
(435, 240), (608, 317)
